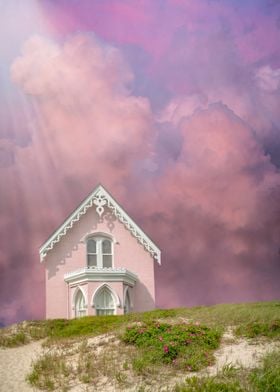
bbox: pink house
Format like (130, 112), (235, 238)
(39, 184), (161, 318)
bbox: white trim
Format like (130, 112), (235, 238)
(64, 267), (138, 286)
(91, 283), (121, 308)
(39, 184), (161, 264)
(83, 231), (117, 244)
(72, 285), (88, 307)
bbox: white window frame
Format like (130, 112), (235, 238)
(86, 235), (114, 268)
(92, 284), (120, 316)
(96, 289), (116, 315)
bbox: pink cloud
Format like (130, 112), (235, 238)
(133, 103), (280, 307)
(0, 33), (156, 323)
(1, 0), (280, 324)
(11, 34), (154, 184)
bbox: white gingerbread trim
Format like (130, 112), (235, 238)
(39, 184), (161, 264)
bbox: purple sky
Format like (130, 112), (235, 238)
(1, 0), (280, 325)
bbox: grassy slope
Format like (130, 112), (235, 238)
(1, 301), (280, 391)
(1, 301), (280, 346)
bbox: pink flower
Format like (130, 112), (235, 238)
(159, 336), (163, 341)
(186, 365), (192, 371)
(163, 345), (169, 353)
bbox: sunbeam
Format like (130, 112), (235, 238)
(1, 0), (280, 325)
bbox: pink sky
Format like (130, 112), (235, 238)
(0, 0), (280, 325)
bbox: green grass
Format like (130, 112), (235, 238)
(0, 331), (28, 347)
(176, 350), (280, 392)
(26, 352), (72, 391)
(21, 302), (280, 391)
(250, 350), (280, 391)
(176, 376), (244, 392)
(1, 301), (279, 348)
(37, 300), (280, 341)
(236, 319), (280, 339)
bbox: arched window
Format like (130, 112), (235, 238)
(87, 236), (113, 268)
(94, 286), (116, 315)
(74, 289), (86, 318)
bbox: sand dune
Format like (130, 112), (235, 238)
(0, 330), (279, 391)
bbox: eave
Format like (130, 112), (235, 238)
(39, 184), (161, 264)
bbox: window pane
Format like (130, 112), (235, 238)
(87, 254), (97, 267)
(102, 239), (112, 254)
(99, 291), (105, 307)
(96, 309), (114, 316)
(103, 255), (112, 268)
(78, 294), (85, 308)
(87, 239), (96, 253)
(104, 290), (114, 307)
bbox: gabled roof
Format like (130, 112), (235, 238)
(39, 184), (161, 264)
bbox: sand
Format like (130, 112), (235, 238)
(204, 328), (280, 376)
(0, 329), (279, 391)
(0, 340), (42, 392)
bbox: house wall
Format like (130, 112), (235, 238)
(44, 206), (155, 319)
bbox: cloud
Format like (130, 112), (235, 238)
(1, 0), (280, 324)
(255, 65), (280, 92)
(0, 32), (155, 324)
(138, 103), (280, 307)
(11, 33), (156, 183)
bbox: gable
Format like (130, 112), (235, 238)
(39, 184), (161, 264)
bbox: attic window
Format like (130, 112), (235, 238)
(87, 236), (113, 268)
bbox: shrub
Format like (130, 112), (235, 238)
(122, 321), (221, 372)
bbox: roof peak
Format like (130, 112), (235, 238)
(39, 184), (161, 264)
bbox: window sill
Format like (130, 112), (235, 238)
(64, 267), (137, 286)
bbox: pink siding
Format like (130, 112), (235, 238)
(44, 206), (155, 319)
